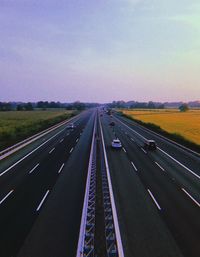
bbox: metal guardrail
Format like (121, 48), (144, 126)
(101, 163), (118, 256)
(76, 112), (124, 257)
(0, 114), (79, 160)
(83, 154), (96, 256)
(76, 114), (97, 257)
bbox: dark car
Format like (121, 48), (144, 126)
(109, 121), (115, 126)
(144, 140), (157, 150)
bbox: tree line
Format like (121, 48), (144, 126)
(108, 101), (165, 109)
(0, 101), (99, 111)
(108, 101), (190, 111)
(0, 100), (190, 112)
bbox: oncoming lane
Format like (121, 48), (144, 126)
(0, 110), (92, 257)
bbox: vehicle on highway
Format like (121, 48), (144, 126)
(109, 121), (115, 126)
(111, 138), (122, 149)
(106, 109), (112, 115)
(144, 140), (157, 150)
(66, 123), (75, 129)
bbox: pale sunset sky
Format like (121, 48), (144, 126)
(0, 0), (200, 102)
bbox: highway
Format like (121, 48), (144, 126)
(0, 110), (94, 257)
(100, 111), (200, 257)
(0, 108), (199, 257)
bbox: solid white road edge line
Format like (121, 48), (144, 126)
(114, 116), (200, 181)
(115, 116), (147, 141)
(0, 128), (66, 177)
(0, 114), (81, 161)
(99, 117), (125, 257)
(29, 163), (40, 174)
(36, 190), (50, 212)
(76, 113), (97, 257)
(0, 113), (84, 176)
(158, 147), (200, 180)
(181, 188), (200, 208)
(147, 189), (161, 210)
(0, 190), (14, 205)
(155, 162), (165, 171)
(131, 161), (138, 171)
(118, 114), (200, 157)
(58, 163), (65, 174)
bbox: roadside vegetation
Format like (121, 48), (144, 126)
(0, 110), (77, 151)
(119, 109), (200, 152)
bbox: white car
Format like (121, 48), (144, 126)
(66, 123), (75, 129)
(111, 139), (122, 149)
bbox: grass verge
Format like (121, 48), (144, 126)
(0, 110), (79, 151)
(119, 112), (200, 154)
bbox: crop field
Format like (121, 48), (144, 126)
(121, 109), (200, 145)
(0, 110), (75, 151)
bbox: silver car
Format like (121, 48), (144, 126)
(111, 139), (122, 149)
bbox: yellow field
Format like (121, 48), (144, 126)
(122, 109), (200, 145)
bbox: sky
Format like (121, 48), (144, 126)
(0, 0), (200, 103)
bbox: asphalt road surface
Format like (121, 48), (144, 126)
(101, 111), (200, 257)
(0, 110), (94, 257)
(0, 108), (199, 257)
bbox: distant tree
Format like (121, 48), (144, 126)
(0, 102), (12, 111)
(37, 101), (44, 108)
(179, 103), (189, 112)
(147, 101), (156, 109)
(16, 105), (23, 111)
(37, 101), (62, 109)
(65, 104), (73, 110)
(158, 104), (165, 109)
(134, 102), (148, 108)
(49, 101), (61, 108)
(24, 102), (34, 111)
(73, 101), (85, 110)
(49, 101), (54, 108)
(37, 101), (48, 109)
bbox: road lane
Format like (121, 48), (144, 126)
(100, 113), (183, 257)
(0, 111), (89, 174)
(0, 111), (93, 257)
(114, 114), (200, 203)
(0, 112), (89, 201)
(106, 112), (200, 257)
(17, 111), (96, 257)
(114, 114), (200, 177)
(0, 108), (199, 257)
